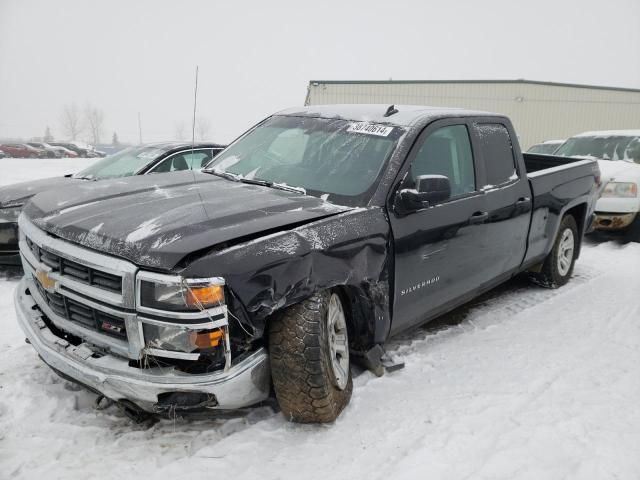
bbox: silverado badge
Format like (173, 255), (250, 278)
(35, 268), (57, 293)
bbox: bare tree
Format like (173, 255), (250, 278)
(174, 122), (186, 141)
(195, 117), (211, 141)
(84, 104), (105, 145)
(60, 104), (83, 140)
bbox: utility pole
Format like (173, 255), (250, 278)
(137, 112), (143, 144)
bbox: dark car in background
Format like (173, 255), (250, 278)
(0, 143), (48, 158)
(0, 142), (225, 264)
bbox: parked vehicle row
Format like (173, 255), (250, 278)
(0, 141), (107, 158)
(12, 105), (601, 423)
(0, 142), (225, 265)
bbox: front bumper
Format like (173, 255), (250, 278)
(15, 277), (271, 412)
(593, 212), (637, 231)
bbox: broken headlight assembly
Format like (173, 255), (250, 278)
(136, 272), (231, 367)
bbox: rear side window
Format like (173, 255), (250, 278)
(476, 123), (517, 187)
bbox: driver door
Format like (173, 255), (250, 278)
(389, 119), (490, 334)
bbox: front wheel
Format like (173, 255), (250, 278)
(269, 291), (352, 423)
(531, 215), (578, 288)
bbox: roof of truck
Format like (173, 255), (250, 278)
(275, 104), (499, 127)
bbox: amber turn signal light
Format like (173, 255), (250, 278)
(185, 284), (224, 307)
(193, 329), (224, 349)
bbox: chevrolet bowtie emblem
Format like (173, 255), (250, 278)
(35, 268), (57, 292)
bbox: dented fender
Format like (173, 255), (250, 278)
(181, 207), (392, 348)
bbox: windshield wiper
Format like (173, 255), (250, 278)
(270, 182), (307, 195)
(239, 177), (306, 195)
(74, 175), (96, 181)
(203, 168), (241, 182)
(203, 169), (306, 195)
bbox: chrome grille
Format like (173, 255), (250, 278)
(34, 281), (128, 340)
(25, 236), (122, 294)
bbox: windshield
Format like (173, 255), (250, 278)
(556, 135), (640, 163)
(206, 115), (403, 204)
(527, 143), (560, 155)
(74, 145), (167, 179)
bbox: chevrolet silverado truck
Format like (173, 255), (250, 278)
(15, 105), (600, 423)
(0, 142), (225, 265)
(556, 130), (640, 240)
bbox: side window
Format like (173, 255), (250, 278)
(179, 151), (212, 169)
(410, 125), (476, 197)
(150, 150), (212, 173)
(476, 123), (517, 186)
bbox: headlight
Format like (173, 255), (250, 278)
(0, 205), (23, 223)
(142, 323), (224, 353)
(602, 182), (638, 198)
(139, 275), (225, 312)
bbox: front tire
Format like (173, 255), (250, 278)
(531, 215), (578, 288)
(269, 291), (352, 423)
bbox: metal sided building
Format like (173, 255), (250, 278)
(304, 79), (640, 150)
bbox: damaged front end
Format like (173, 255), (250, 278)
(15, 215), (271, 415)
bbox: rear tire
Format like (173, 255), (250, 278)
(531, 215), (579, 288)
(269, 291), (352, 423)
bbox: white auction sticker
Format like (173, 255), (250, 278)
(347, 122), (394, 137)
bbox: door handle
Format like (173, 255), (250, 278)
(469, 211), (489, 224)
(515, 197), (531, 207)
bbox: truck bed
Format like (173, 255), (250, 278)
(522, 152), (599, 267)
(523, 152), (591, 174)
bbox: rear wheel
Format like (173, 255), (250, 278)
(531, 215), (578, 288)
(269, 291), (352, 423)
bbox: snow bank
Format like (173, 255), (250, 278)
(0, 158), (97, 186)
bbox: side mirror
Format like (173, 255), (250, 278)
(416, 174), (451, 202)
(394, 175), (451, 215)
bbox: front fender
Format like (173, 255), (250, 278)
(181, 207), (392, 344)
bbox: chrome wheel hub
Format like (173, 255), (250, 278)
(327, 293), (349, 390)
(557, 228), (575, 276)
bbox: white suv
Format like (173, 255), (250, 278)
(556, 130), (640, 239)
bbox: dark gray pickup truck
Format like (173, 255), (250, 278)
(15, 105), (600, 423)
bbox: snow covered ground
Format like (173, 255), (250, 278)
(1, 159), (639, 480)
(0, 157), (97, 186)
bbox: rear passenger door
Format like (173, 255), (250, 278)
(471, 120), (532, 282)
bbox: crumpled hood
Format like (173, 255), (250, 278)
(0, 176), (74, 207)
(597, 160), (640, 184)
(23, 171), (351, 270)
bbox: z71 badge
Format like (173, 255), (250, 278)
(401, 276), (440, 296)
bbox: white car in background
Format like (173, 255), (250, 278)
(556, 130), (640, 239)
(527, 139), (565, 155)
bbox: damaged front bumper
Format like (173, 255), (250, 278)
(592, 212), (637, 231)
(15, 277), (271, 413)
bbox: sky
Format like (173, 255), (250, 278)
(1, 0), (639, 145)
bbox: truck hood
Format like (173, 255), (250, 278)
(597, 160), (640, 184)
(0, 176), (74, 207)
(23, 171), (351, 270)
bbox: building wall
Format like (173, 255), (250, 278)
(305, 81), (640, 149)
